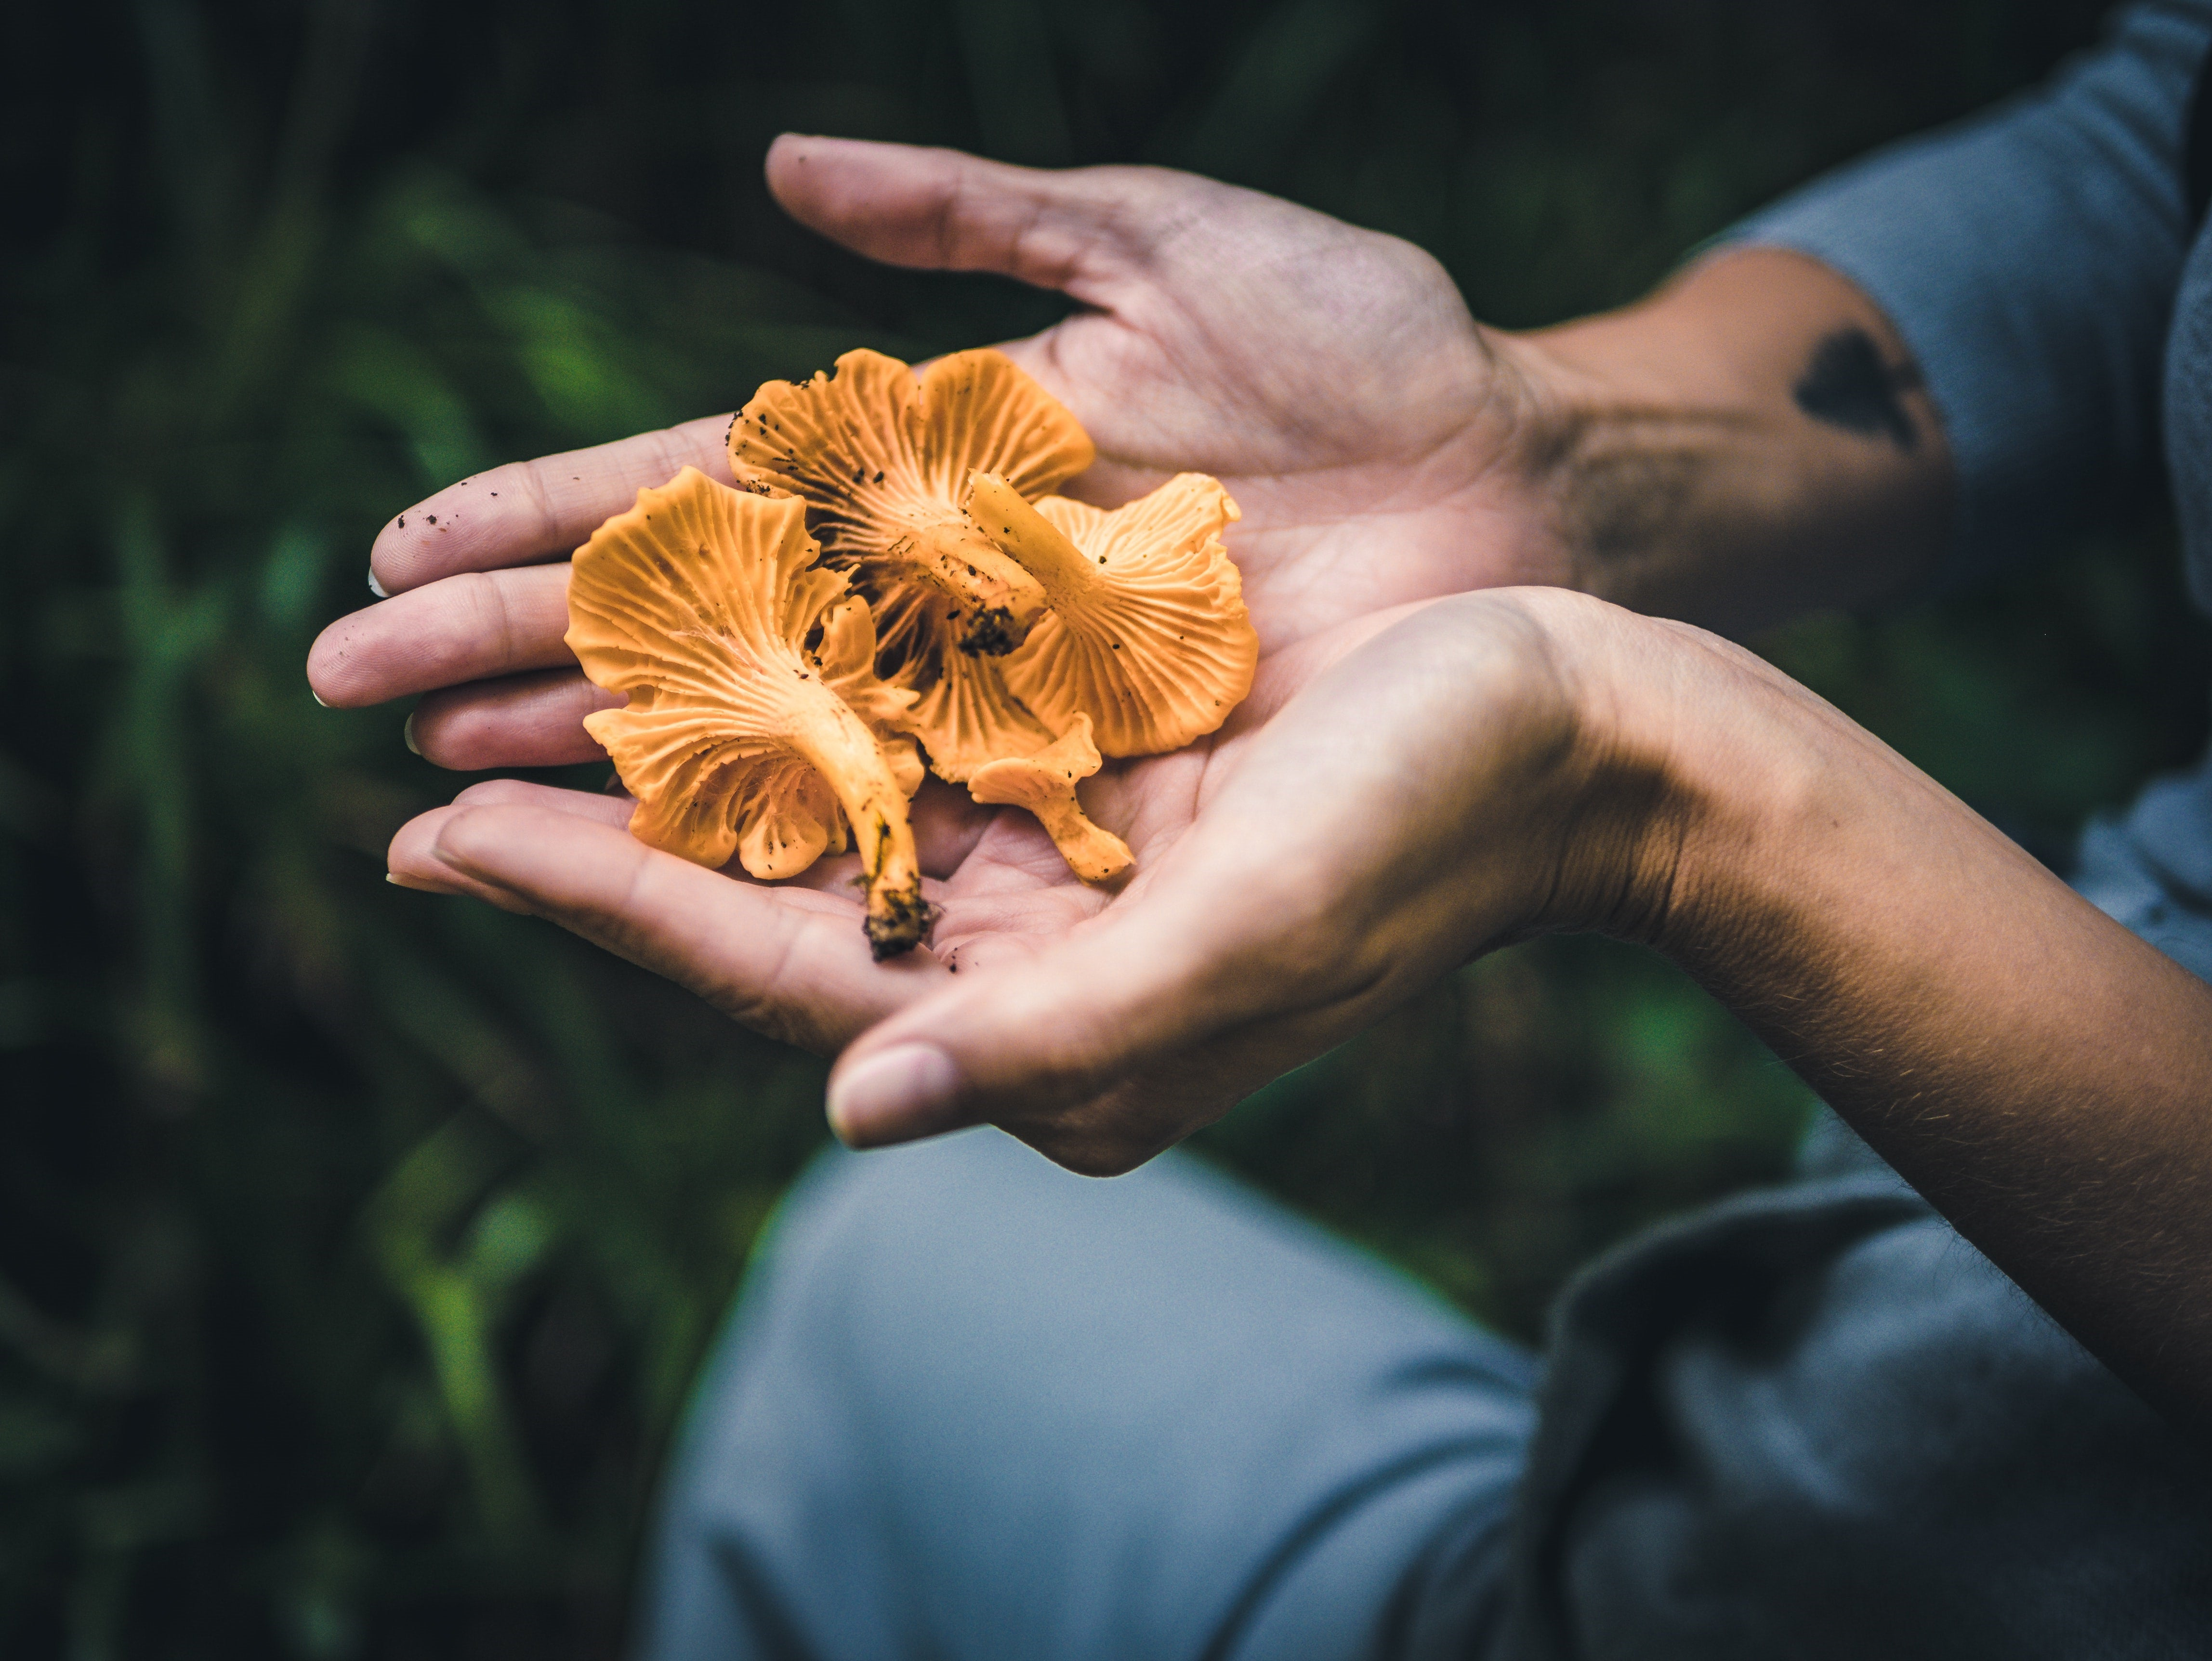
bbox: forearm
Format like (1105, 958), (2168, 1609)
(1501, 247), (1954, 633)
(1577, 611), (2212, 1432)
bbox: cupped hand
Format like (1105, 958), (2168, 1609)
(310, 136), (1592, 1167)
(389, 586), (1679, 1173)
(307, 135), (1568, 757)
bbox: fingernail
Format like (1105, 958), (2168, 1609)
(827, 1044), (962, 1145)
(311, 688), (329, 708)
(403, 711), (421, 756)
(367, 569), (389, 599)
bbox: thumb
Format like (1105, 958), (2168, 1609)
(820, 795), (1379, 1171)
(822, 908), (1250, 1168)
(764, 133), (1180, 303)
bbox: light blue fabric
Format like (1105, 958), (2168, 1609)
(639, 1127), (2212, 1660)
(2167, 171), (2212, 613)
(638, 1129), (1538, 1661)
(2076, 764), (2212, 982)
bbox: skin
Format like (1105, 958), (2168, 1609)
(308, 137), (2212, 1435)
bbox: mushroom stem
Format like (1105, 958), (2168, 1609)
(892, 515), (1049, 655)
(785, 693), (932, 959)
(965, 715), (1133, 886)
(966, 474), (1108, 608)
(1013, 792), (1130, 884)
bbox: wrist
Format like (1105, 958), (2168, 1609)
(1509, 588), (1824, 956)
(1560, 592), (2020, 1021)
(1507, 600), (2212, 1441)
(1492, 247), (1951, 632)
(1465, 588), (1727, 947)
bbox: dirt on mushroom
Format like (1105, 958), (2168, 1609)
(728, 348), (1093, 658)
(563, 352), (1259, 947)
(564, 466), (934, 959)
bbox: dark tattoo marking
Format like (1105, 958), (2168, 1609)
(1794, 328), (1924, 451)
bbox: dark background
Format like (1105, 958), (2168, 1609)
(2, 0), (2202, 1654)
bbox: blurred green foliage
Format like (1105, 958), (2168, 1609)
(1, 0), (2202, 1654)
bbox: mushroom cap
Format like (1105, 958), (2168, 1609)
(966, 715), (1133, 886)
(566, 467), (930, 954)
(988, 473), (1258, 757)
(728, 348), (1094, 654)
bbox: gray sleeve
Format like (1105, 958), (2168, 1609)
(1726, 2), (2212, 590)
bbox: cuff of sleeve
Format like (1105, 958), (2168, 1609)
(1701, 0), (2204, 598)
(1713, 173), (2017, 600)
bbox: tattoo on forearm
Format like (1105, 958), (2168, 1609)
(1794, 327), (1925, 449)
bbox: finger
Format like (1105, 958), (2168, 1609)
(765, 134), (1185, 302)
(437, 777), (815, 886)
(309, 564), (573, 708)
(818, 764), (1313, 1153)
(820, 895), (1279, 1163)
(448, 778), (636, 829)
(821, 805), (1322, 1153)
(448, 770), (990, 884)
(369, 414), (734, 596)
(391, 802), (949, 1054)
(908, 775), (994, 878)
(407, 670), (620, 770)
(385, 804), (538, 910)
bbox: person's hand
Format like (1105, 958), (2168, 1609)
(306, 135), (1568, 774)
(395, 584), (1695, 1174)
(304, 137), (1596, 1152)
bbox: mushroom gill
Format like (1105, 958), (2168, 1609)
(565, 466), (933, 959)
(968, 472), (1258, 757)
(968, 715), (1133, 886)
(728, 347), (1094, 658)
(902, 643), (1057, 782)
(860, 576), (1054, 782)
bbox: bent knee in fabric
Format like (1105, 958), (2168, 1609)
(641, 1131), (1539, 1661)
(1511, 1183), (2212, 1661)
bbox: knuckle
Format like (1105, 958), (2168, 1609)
(1025, 1123), (1150, 1179)
(450, 776), (538, 809)
(450, 571), (519, 669)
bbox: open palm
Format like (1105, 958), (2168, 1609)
(309, 137), (1576, 1166)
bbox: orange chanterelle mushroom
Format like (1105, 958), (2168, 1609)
(725, 348), (1257, 890)
(965, 472), (1255, 760)
(967, 715), (1132, 886)
(564, 351), (1259, 953)
(565, 466), (933, 960)
(731, 348), (1094, 779)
